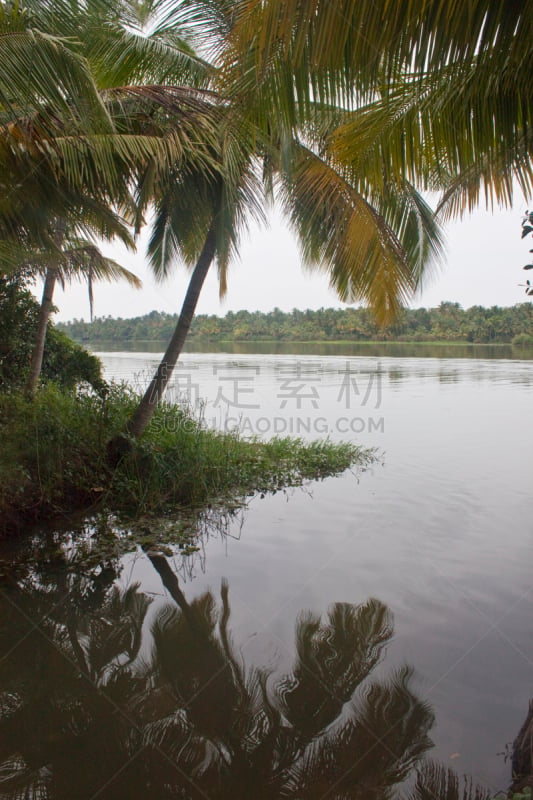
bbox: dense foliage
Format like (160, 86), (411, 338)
(59, 302), (533, 345)
(0, 276), (103, 390)
(0, 384), (371, 532)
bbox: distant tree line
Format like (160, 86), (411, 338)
(58, 302), (533, 345)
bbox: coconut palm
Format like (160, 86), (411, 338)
(0, 185), (142, 393)
(124, 558), (438, 799)
(20, 232), (142, 394)
(0, 0), (221, 249)
(0, 0), (225, 394)
(99, 0), (444, 439)
(1, 0), (465, 442)
(2, 0), (445, 426)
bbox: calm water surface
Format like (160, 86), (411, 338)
(1, 348), (532, 797)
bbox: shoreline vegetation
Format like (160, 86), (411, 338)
(0, 383), (374, 536)
(58, 303), (533, 347)
(0, 279), (367, 536)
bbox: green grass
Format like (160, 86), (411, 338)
(0, 384), (373, 533)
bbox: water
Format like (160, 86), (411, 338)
(1, 348), (532, 797)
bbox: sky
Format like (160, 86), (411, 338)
(44, 202), (531, 323)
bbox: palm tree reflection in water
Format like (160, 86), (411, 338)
(0, 552), (488, 800)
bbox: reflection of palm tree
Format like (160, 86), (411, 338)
(0, 562), (151, 799)
(0, 556), (485, 799)
(142, 553), (436, 798)
(406, 761), (490, 800)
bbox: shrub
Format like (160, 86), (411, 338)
(512, 333), (533, 346)
(0, 275), (103, 390)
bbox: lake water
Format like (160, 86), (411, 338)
(1, 347), (532, 798)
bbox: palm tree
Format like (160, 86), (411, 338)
(0, 0), (224, 395)
(8, 0), (502, 446)
(21, 231), (142, 394)
(1, 0), (447, 438)
(0, 0), (221, 249)
(0, 0), (445, 439)
(130, 556), (438, 799)
(105, 0), (445, 440)
(0, 179), (144, 394)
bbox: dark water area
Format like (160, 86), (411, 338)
(1, 348), (532, 798)
(86, 338), (533, 360)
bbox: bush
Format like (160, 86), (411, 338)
(0, 275), (103, 390)
(512, 333), (533, 346)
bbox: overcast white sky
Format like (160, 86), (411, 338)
(45, 202), (531, 322)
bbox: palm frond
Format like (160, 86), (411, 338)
(329, 61), (533, 212)
(0, 6), (112, 132)
(279, 143), (443, 324)
(276, 598), (394, 741)
(403, 761), (491, 800)
(288, 666), (434, 800)
(231, 0), (533, 103)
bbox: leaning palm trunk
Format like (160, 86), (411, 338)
(126, 224), (217, 439)
(145, 550), (200, 632)
(25, 266), (58, 395)
(26, 222), (66, 395)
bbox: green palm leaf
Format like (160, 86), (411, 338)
(0, 3), (111, 131)
(279, 143), (444, 324)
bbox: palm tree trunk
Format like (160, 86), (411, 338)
(26, 223), (65, 395)
(125, 223), (217, 439)
(145, 550), (202, 634)
(25, 266), (58, 395)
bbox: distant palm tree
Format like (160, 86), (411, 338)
(11, 220), (142, 394)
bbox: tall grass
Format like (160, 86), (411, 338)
(0, 384), (374, 532)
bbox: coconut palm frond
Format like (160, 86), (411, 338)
(0, 6), (111, 132)
(436, 130), (533, 221)
(288, 666), (434, 800)
(156, 0), (239, 57)
(214, 134), (266, 296)
(88, 25), (211, 89)
(232, 0), (531, 103)
(0, 238), (57, 274)
(62, 244), (141, 289)
(279, 144), (443, 324)
(62, 197), (136, 248)
(83, 584), (152, 677)
(329, 56), (533, 212)
(147, 166), (222, 281)
(403, 761), (492, 800)
(276, 598), (394, 742)
(0, 234), (140, 293)
(147, 120), (265, 293)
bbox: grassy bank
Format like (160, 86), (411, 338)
(0, 385), (372, 534)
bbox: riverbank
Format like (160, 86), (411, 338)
(0, 385), (372, 535)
